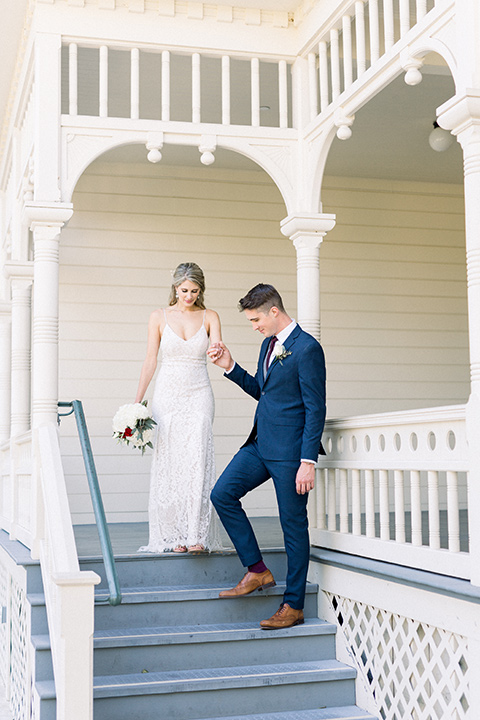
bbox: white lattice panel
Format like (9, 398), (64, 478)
(10, 578), (30, 720)
(0, 561), (7, 687)
(327, 592), (469, 720)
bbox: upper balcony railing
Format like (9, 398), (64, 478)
(61, 42), (293, 130)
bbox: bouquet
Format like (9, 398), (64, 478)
(112, 401), (156, 455)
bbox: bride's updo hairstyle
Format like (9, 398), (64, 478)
(169, 262), (206, 309)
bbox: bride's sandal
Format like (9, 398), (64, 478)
(188, 544), (205, 554)
(173, 545), (187, 553)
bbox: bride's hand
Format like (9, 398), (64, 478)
(208, 342), (232, 369)
(207, 343), (223, 361)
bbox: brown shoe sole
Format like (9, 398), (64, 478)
(219, 580), (276, 598)
(261, 617), (305, 630)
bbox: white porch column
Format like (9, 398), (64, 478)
(5, 265), (33, 437)
(280, 213), (336, 340)
(0, 304), (11, 443)
(24, 204), (73, 428)
(438, 92), (480, 585)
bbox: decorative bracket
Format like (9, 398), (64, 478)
(334, 110), (355, 140)
(401, 50), (423, 86)
(199, 135), (217, 165)
(146, 132), (164, 163)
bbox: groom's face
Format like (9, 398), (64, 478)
(244, 307), (278, 337)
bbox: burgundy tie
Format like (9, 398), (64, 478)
(264, 335), (277, 377)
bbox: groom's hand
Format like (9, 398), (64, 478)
(208, 342), (233, 370)
(296, 462), (315, 494)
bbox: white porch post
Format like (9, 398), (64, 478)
(4, 266), (33, 437)
(280, 213), (336, 341)
(0, 304), (11, 443)
(24, 205), (73, 428)
(438, 92), (480, 586)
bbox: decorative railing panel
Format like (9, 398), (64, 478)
(61, 42), (293, 129)
(311, 405), (470, 579)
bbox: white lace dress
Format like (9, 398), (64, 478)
(139, 312), (221, 553)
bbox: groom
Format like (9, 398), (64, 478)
(208, 283), (326, 629)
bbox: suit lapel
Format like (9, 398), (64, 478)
(264, 325), (301, 383)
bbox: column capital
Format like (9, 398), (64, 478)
(4, 261), (34, 282)
(23, 202), (73, 232)
(437, 91), (480, 139)
(280, 213), (336, 247)
(0, 302), (11, 318)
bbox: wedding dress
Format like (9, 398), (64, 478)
(139, 310), (221, 552)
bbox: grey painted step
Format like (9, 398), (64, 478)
(35, 681), (56, 720)
(31, 635), (53, 682)
(93, 660), (357, 720)
(93, 618), (336, 675)
(81, 549), (287, 589)
(26, 594), (49, 634)
(94, 582), (319, 630)
(195, 709), (377, 720)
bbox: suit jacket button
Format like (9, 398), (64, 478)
(261, 391), (265, 395)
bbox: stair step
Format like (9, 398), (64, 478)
(93, 619), (337, 674)
(194, 708), (377, 720)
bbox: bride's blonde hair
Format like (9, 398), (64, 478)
(169, 262), (206, 309)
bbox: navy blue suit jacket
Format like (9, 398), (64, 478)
(226, 325), (326, 463)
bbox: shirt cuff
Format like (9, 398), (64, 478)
(225, 362), (236, 374)
(301, 458), (316, 464)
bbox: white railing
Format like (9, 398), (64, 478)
(307, 0), (438, 122)
(34, 424), (99, 720)
(0, 432), (34, 548)
(310, 404), (470, 579)
(61, 42), (292, 129)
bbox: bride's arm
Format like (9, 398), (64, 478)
(206, 309), (222, 346)
(134, 310), (162, 403)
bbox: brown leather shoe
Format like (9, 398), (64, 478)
(260, 603), (304, 629)
(219, 569), (276, 598)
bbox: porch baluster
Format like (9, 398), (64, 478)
(355, 1), (366, 76)
(308, 53), (318, 121)
(351, 468), (361, 535)
(342, 15), (353, 89)
(319, 41), (329, 111)
(416, 0), (427, 21)
(315, 467), (326, 529)
(410, 469), (422, 546)
(446, 470), (460, 552)
(369, 0), (380, 63)
(330, 29), (341, 100)
(428, 470), (441, 549)
(251, 58), (260, 127)
(399, 0), (410, 37)
(279, 60), (288, 128)
(221, 56), (230, 125)
(131, 48), (140, 120)
(68, 43), (78, 115)
(379, 469), (389, 540)
(327, 468), (336, 531)
(383, 0), (395, 51)
(339, 468), (349, 533)
(365, 469), (375, 537)
(99, 45), (108, 118)
(394, 469), (406, 543)
(162, 51), (170, 122)
(192, 53), (201, 123)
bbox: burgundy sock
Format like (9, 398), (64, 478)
(248, 560), (267, 574)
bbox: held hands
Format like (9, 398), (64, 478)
(296, 462), (315, 495)
(207, 342), (233, 370)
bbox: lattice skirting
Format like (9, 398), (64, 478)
(326, 592), (469, 720)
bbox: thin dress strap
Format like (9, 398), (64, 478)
(202, 309), (207, 326)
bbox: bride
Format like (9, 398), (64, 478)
(135, 262), (222, 553)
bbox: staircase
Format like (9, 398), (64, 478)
(70, 548), (377, 720)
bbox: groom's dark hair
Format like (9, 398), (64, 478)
(239, 284), (286, 313)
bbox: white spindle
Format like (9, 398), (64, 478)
(99, 45), (108, 118)
(399, 0), (410, 37)
(161, 50), (170, 122)
(68, 43), (78, 115)
(369, 0), (380, 63)
(339, 469), (349, 533)
(410, 470), (422, 546)
(278, 60), (288, 128)
(330, 29), (341, 100)
(327, 468), (337, 531)
(131, 48), (140, 120)
(319, 41), (329, 111)
(427, 470), (441, 549)
(355, 2), (366, 76)
(308, 53), (318, 122)
(251, 58), (260, 127)
(379, 469), (389, 541)
(383, 0), (395, 51)
(315, 467), (326, 529)
(394, 470), (406, 543)
(342, 15), (353, 89)
(192, 53), (201, 124)
(365, 469), (375, 538)
(446, 470), (460, 553)
(351, 468), (361, 535)
(416, 0), (427, 21)
(221, 55), (230, 125)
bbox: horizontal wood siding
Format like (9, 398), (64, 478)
(59, 162), (468, 524)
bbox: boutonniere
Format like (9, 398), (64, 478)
(272, 342), (292, 365)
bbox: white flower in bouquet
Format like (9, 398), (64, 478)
(272, 342), (292, 365)
(112, 401), (156, 454)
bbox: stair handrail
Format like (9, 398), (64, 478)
(58, 400), (121, 606)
